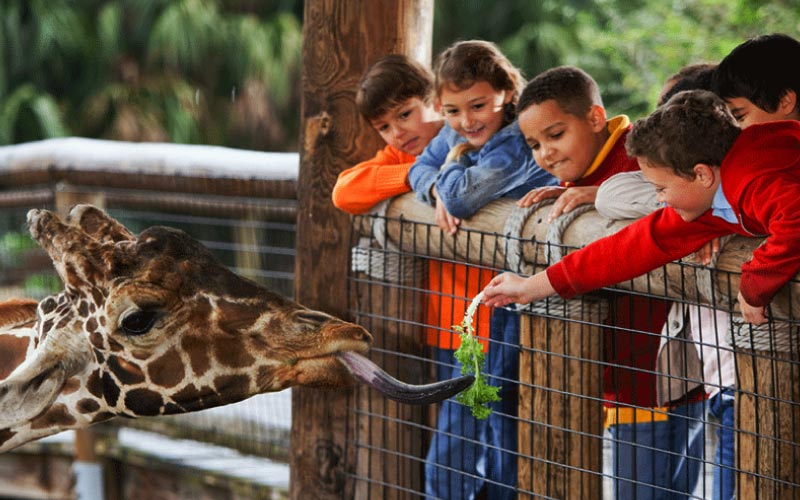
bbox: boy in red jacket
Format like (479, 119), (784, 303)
(514, 66), (705, 499)
(484, 89), (800, 326)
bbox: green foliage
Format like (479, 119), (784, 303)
(23, 273), (62, 299)
(434, 0), (800, 119)
(0, 0), (304, 150)
(0, 231), (37, 257)
(1, 0), (798, 150)
(0, 231), (61, 299)
(452, 297), (501, 420)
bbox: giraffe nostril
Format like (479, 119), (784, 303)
(357, 327), (373, 344)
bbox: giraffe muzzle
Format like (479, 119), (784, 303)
(336, 351), (474, 405)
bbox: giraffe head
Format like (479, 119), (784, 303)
(0, 205), (471, 451)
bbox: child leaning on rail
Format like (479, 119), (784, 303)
(331, 54), (443, 214)
(483, 89), (800, 329)
(596, 35), (800, 499)
(514, 65), (705, 500)
(595, 61), (734, 500)
(407, 39), (557, 500)
(485, 90), (800, 499)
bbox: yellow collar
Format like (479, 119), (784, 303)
(579, 115), (630, 180)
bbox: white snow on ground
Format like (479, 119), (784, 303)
(40, 427), (289, 488)
(0, 137), (299, 180)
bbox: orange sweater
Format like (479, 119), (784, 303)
(331, 145), (415, 215)
(425, 262), (492, 350)
(332, 144), (491, 350)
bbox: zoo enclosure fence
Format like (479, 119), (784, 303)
(0, 138), (298, 496)
(1, 139), (799, 499)
(345, 192), (800, 499)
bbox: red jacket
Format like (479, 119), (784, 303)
(548, 120), (800, 308)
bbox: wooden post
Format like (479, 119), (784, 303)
(353, 266), (429, 499)
(292, 2), (433, 499)
(736, 349), (800, 498)
(517, 300), (605, 499)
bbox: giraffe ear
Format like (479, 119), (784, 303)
(0, 329), (92, 429)
(67, 204), (135, 243)
(0, 359), (68, 429)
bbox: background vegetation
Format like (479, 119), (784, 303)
(0, 0), (797, 150)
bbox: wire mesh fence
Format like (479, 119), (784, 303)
(3, 140), (800, 498)
(345, 200), (800, 499)
(0, 139), (298, 467)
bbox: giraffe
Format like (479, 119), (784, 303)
(0, 205), (472, 452)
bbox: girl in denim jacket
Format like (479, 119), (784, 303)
(409, 39), (556, 500)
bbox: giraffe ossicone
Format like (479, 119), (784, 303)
(0, 205), (472, 452)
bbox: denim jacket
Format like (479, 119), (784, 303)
(407, 121), (557, 218)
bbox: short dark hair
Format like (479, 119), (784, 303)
(627, 90), (741, 178)
(434, 40), (524, 126)
(659, 63), (717, 106)
(356, 54), (435, 122)
(517, 66), (603, 117)
(714, 33), (800, 113)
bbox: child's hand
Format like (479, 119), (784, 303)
(690, 238), (721, 266)
(737, 291), (768, 325)
(547, 186), (599, 222)
(517, 186), (565, 207)
(482, 271), (556, 307)
(432, 187), (460, 235)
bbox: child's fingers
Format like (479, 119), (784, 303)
(517, 192), (536, 207)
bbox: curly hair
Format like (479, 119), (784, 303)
(626, 90), (741, 178)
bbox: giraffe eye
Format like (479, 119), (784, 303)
(120, 310), (159, 336)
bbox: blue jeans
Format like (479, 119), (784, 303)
(608, 400), (705, 499)
(708, 388), (735, 500)
(425, 308), (519, 500)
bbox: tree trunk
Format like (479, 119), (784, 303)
(292, 2), (433, 499)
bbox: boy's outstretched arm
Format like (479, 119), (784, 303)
(482, 270), (557, 307)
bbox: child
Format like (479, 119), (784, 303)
(331, 54), (443, 214)
(483, 88), (800, 345)
(714, 33), (800, 129)
(596, 61), (742, 500)
(514, 66), (705, 499)
(408, 40), (557, 500)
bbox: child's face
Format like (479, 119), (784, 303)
(369, 97), (442, 156)
(438, 81), (512, 148)
(639, 157), (717, 222)
(725, 97), (787, 129)
(518, 99), (607, 183)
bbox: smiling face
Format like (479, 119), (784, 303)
(369, 97), (443, 156)
(639, 157), (718, 222)
(518, 99), (608, 183)
(439, 80), (511, 147)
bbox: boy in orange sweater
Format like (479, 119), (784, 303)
(331, 54), (443, 214)
(513, 66), (705, 499)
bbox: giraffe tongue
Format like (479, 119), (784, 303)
(336, 351), (474, 405)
